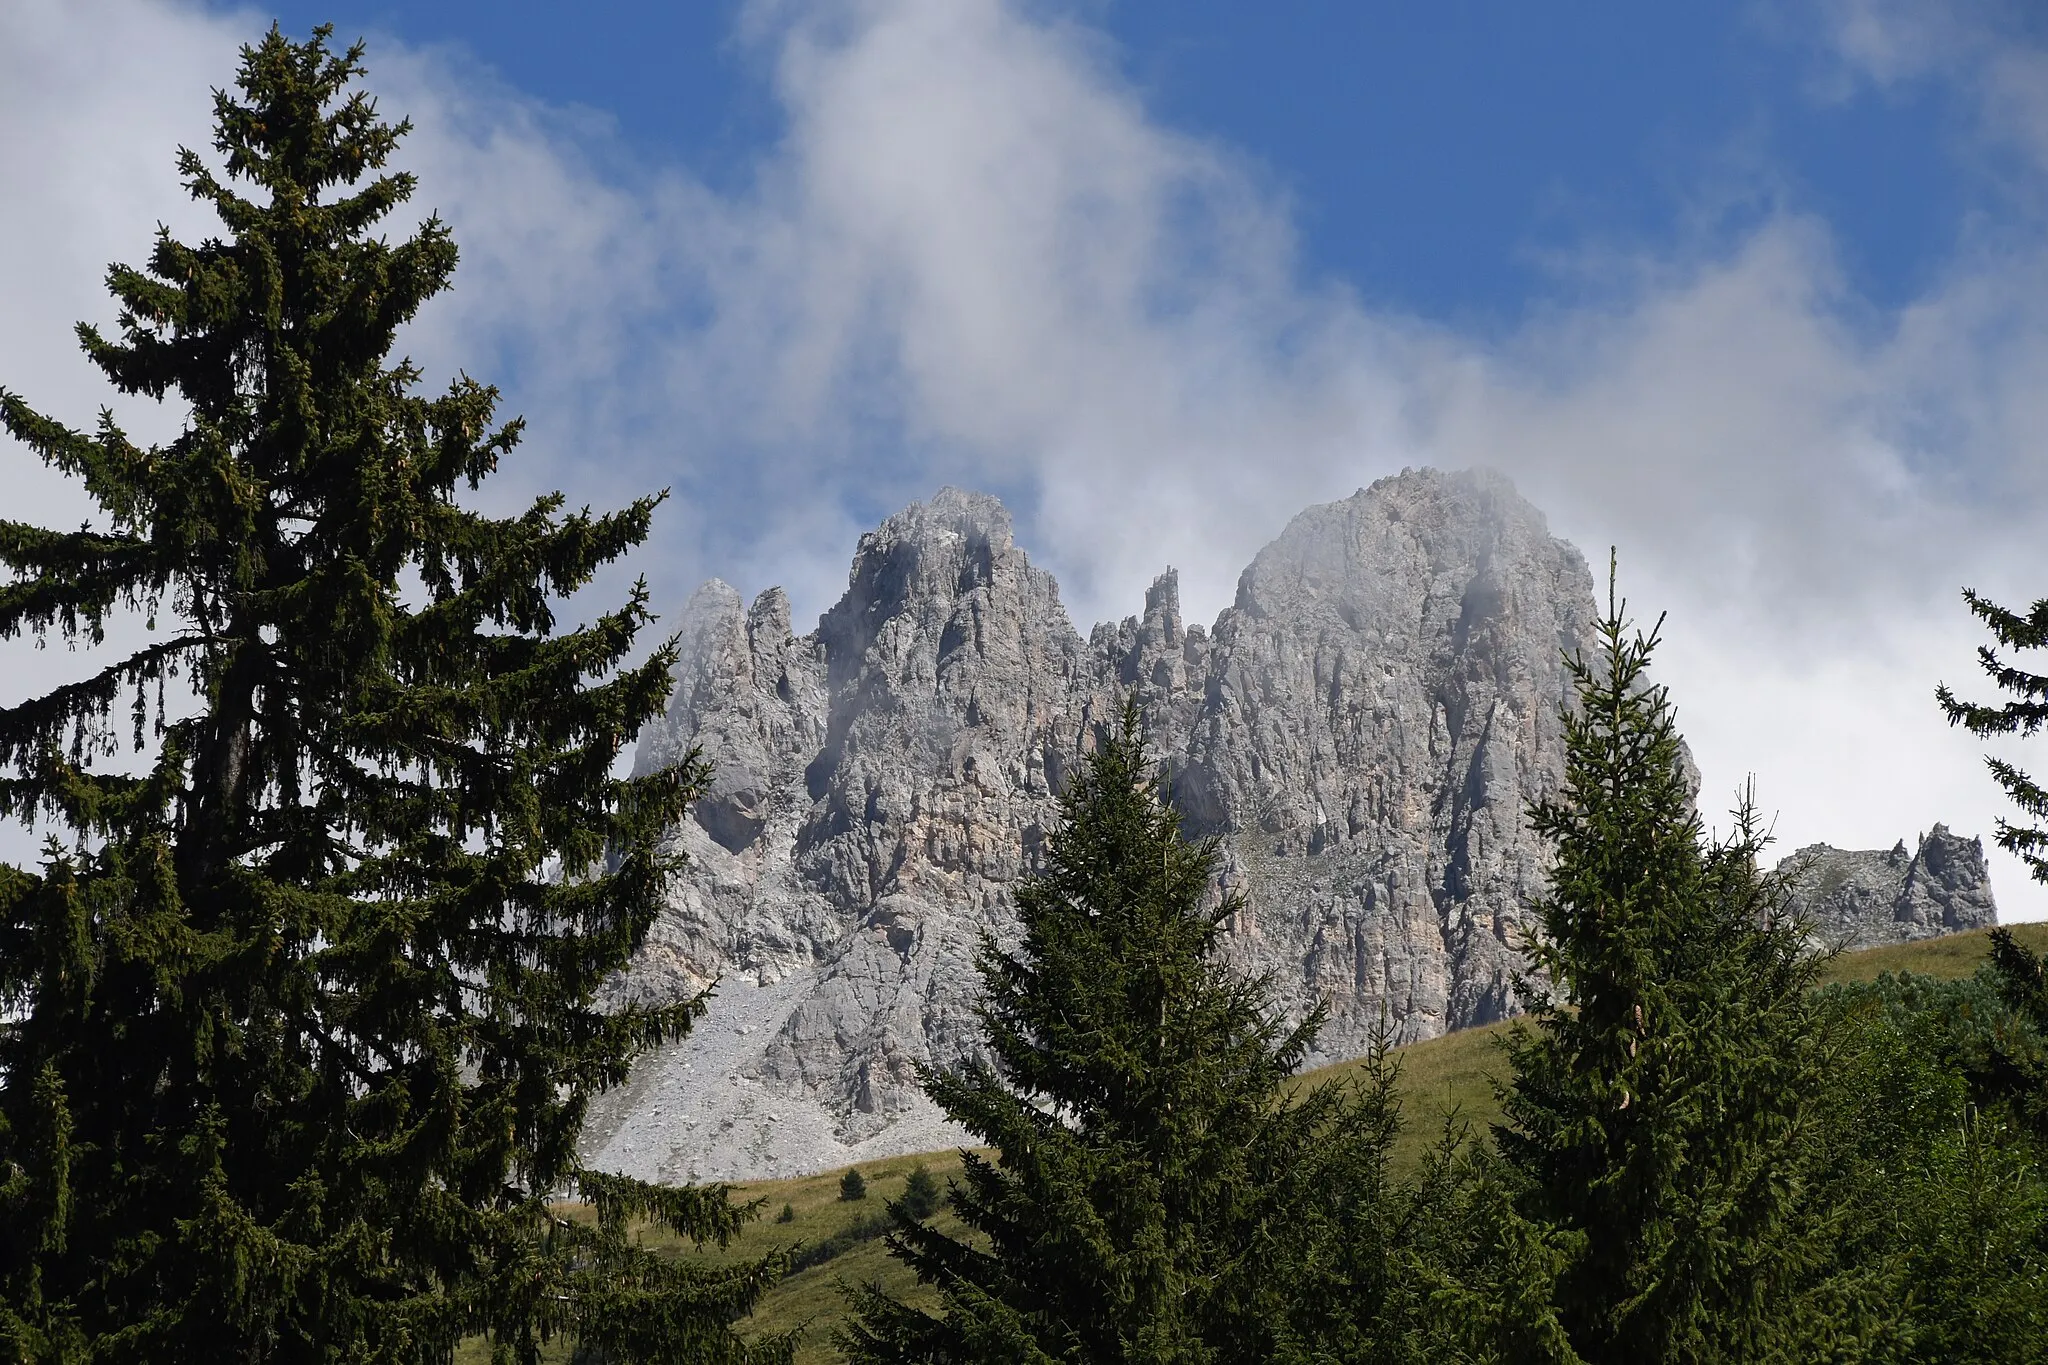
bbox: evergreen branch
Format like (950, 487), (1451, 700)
(0, 636), (198, 768)
(1962, 587), (2048, 652)
(0, 526), (161, 644)
(1939, 676), (2048, 737)
(0, 395), (158, 530)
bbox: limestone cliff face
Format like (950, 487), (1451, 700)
(583, 469), (1610, 1181)
(1776, 826), (1998, 949)
(1174, 473), (1594, 1056)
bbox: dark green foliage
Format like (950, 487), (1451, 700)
(0, 26), (784, 1363)
(778, 1203), (797, 1225)
(1810, 970), (2048, 1363)
(788, 1211), (894, 1275)
(1939, 588), (2048, 880)
(897, 1165), (942, 1224)
(840, 1168), (869, 1202)
(1256, 1042), (1569, 1365)
(841, 701), (1461, 1364)
(1973, 928), (2048, 1145)
(1419, 1177), (1583, 1365)
(1495, 562), (1853, 1363)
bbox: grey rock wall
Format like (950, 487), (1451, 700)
(1776, 825), (1998, 950)
(585, 468), (1610, 1181)
(1174, 473), (1594, 1053)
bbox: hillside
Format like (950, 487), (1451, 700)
(1813, 920), (2048, 984)
(465, 922), (2048, 1364)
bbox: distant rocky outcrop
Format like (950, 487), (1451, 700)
(581, 468), (1603, 1182)
(1776, 826), (1998, 950)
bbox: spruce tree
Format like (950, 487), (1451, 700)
(1939, 588), (2048, 881)
(1495, 561), (1851, 1363)
(897, 1165), (941, 1223)
(840, 701), (1448, 1365)
(1938, 585), (2048, 1146)
(0, 27), (785, 1363)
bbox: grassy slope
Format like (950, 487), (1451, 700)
(687, 1153), (973, 1360)
(1815, 921), (2048, 985)
(1280, 922), (2048, 1177)
(451, 1156), (973, 1364)
(461, 922), (2048, 1363)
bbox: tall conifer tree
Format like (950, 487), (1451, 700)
(841, 701), (1456, 1364)
(1496, 561), (1851, 1363)
(1935, 580), (2048, 1177)
(0, 27), (785, 1363)
(1939, 588), (2048, 882)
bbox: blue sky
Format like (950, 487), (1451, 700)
(5, 0), (2048, 915)
(246, 1), (1986, 319)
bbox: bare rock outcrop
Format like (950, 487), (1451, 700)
(1776, 825), (1999, 950)
(585, 469), (1604, 1181)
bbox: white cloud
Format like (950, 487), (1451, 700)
(5, 0), (2048, 916)
(1816, 1), (2048, 183)
(0, 0), (239, 522)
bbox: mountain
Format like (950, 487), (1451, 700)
(580, 469), (1993, 1182)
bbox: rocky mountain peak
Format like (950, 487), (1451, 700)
(582, 468), (1995, 1183)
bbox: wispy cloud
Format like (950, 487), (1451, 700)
(5, 0), (2048, 912)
